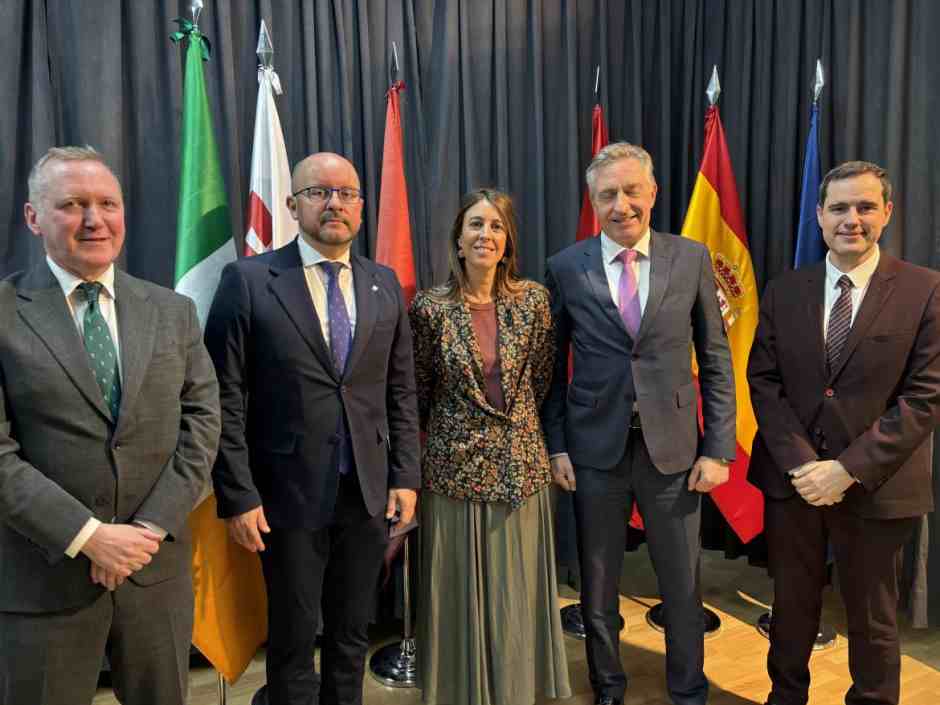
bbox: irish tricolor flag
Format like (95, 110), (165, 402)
(681, 104), (763, 543)
(172, 21), (235, 326)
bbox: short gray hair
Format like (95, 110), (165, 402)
(27, 145), (118, 203)
(586, 142), (656, 193)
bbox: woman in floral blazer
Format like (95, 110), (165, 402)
(410, 188), (570, 705)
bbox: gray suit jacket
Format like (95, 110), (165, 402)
(0, 262), (221, 613)
(542, 231), (736, 471)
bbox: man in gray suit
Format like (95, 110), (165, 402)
(0, 146), (221, 705)
(543, 142), (736, 705)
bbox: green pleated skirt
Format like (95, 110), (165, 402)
(417, 485), (572, 705)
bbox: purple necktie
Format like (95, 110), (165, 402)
(617, 249), (641, 338)
(320, 261), (353, 474)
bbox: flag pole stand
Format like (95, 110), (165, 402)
(755, 607), (837, 650)
(645, 603), (722, 638)
(369, 531), (418, 687)
(217, 672), (227, 705)
(560, 603), (625, 640)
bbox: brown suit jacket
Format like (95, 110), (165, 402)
(747, 252), (940, 519)
(409, 282), (554, 509)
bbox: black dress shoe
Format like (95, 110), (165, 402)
(595, 696), (622, 705)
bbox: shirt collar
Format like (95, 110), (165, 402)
(297, 234), (352, 270)
(601, 229), (651, 265)
(825, 246), (880, 291)
(46, 256), (117, 301)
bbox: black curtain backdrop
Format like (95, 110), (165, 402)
(3, 0), (939, 624)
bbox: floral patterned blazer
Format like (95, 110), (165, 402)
(409, 281), (555, 509)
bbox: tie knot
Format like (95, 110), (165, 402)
(618, 249), (638, 265)
(77, 281), (103, 305)
(837, 274), (853, 292)
(319, 261), (344, 281)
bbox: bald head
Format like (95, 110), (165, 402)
(291, 152), (360, 193)
(287, 152), (364, 258)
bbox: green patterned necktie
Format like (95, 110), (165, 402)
(77, 282), (122, 420)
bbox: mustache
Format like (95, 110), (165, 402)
(320, 213), (350, 228)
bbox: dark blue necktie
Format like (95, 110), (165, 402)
(320, 261), (353, 474)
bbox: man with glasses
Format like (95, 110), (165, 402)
(205, 152), (420, 705)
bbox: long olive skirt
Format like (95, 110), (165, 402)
(417, 486), (572, 705)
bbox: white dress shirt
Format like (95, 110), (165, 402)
(46, 258), (166, 557)
(297, 235), (358, 347)
(600, 229), (652, 316)
(822, 246), (880, 340)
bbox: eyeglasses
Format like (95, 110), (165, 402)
(292, 186), (364, 204)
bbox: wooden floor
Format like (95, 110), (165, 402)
(94, 549), (940, 704)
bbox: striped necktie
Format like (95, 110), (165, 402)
(825, 275), (854, 372)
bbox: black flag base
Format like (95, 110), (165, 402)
(756, 610), (837, 650)
(645, 602), (722, 638)
(560, 603), (625, 640)
(369, 638), (418, 687)
(250, 685), (267, 705)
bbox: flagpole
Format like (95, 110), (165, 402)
(646, 66), (726, 639)
(757, 58), (835, 651)
(181, 3), (226, 701)
(368, 40), (420, 688)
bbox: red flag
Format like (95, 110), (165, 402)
(680, 105), (763, 543)
(576, 104), (610, 241)
(376, 81), (417, 304)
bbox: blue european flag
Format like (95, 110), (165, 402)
(794, 103), (825, 268)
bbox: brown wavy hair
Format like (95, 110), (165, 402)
(428, 188), (526, 304)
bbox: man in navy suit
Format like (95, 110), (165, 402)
(205, 152), (420, 705)
(543, 142), (736, 705)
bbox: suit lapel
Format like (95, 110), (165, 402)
(828, 255), (897, 382)
(15, 263), (113, 421)
(344, 255), (379, 376)
(804, 264), (827, 380)
(635, 230), (672, 344)
(267, 242), (338, 381)
(113, 271), (157, 429)
(581, 237), (631, 341)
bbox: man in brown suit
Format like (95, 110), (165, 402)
(747, 161), (940, 705)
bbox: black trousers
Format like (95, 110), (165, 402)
(260, 472), (389, 705)
(0, 572), (193, 705)
(573, 429), (707, 705)
(765, 495), (915, 705)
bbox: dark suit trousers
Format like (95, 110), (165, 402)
(0, 572), (193, 705)
(573, 428), (707, 705)
(765, 495), (915, 705)
(260, 471), (388, 705)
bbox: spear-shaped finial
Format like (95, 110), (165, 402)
(257, 19), (274, 69)
(706, 65), (721, 106)
(813, 58), (825, 104)
(594, 65), (600, 96)
(190, 0), (203, 29)
(392, 41), (400, 81)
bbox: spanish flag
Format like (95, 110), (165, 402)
(681, 105), (763, 543)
